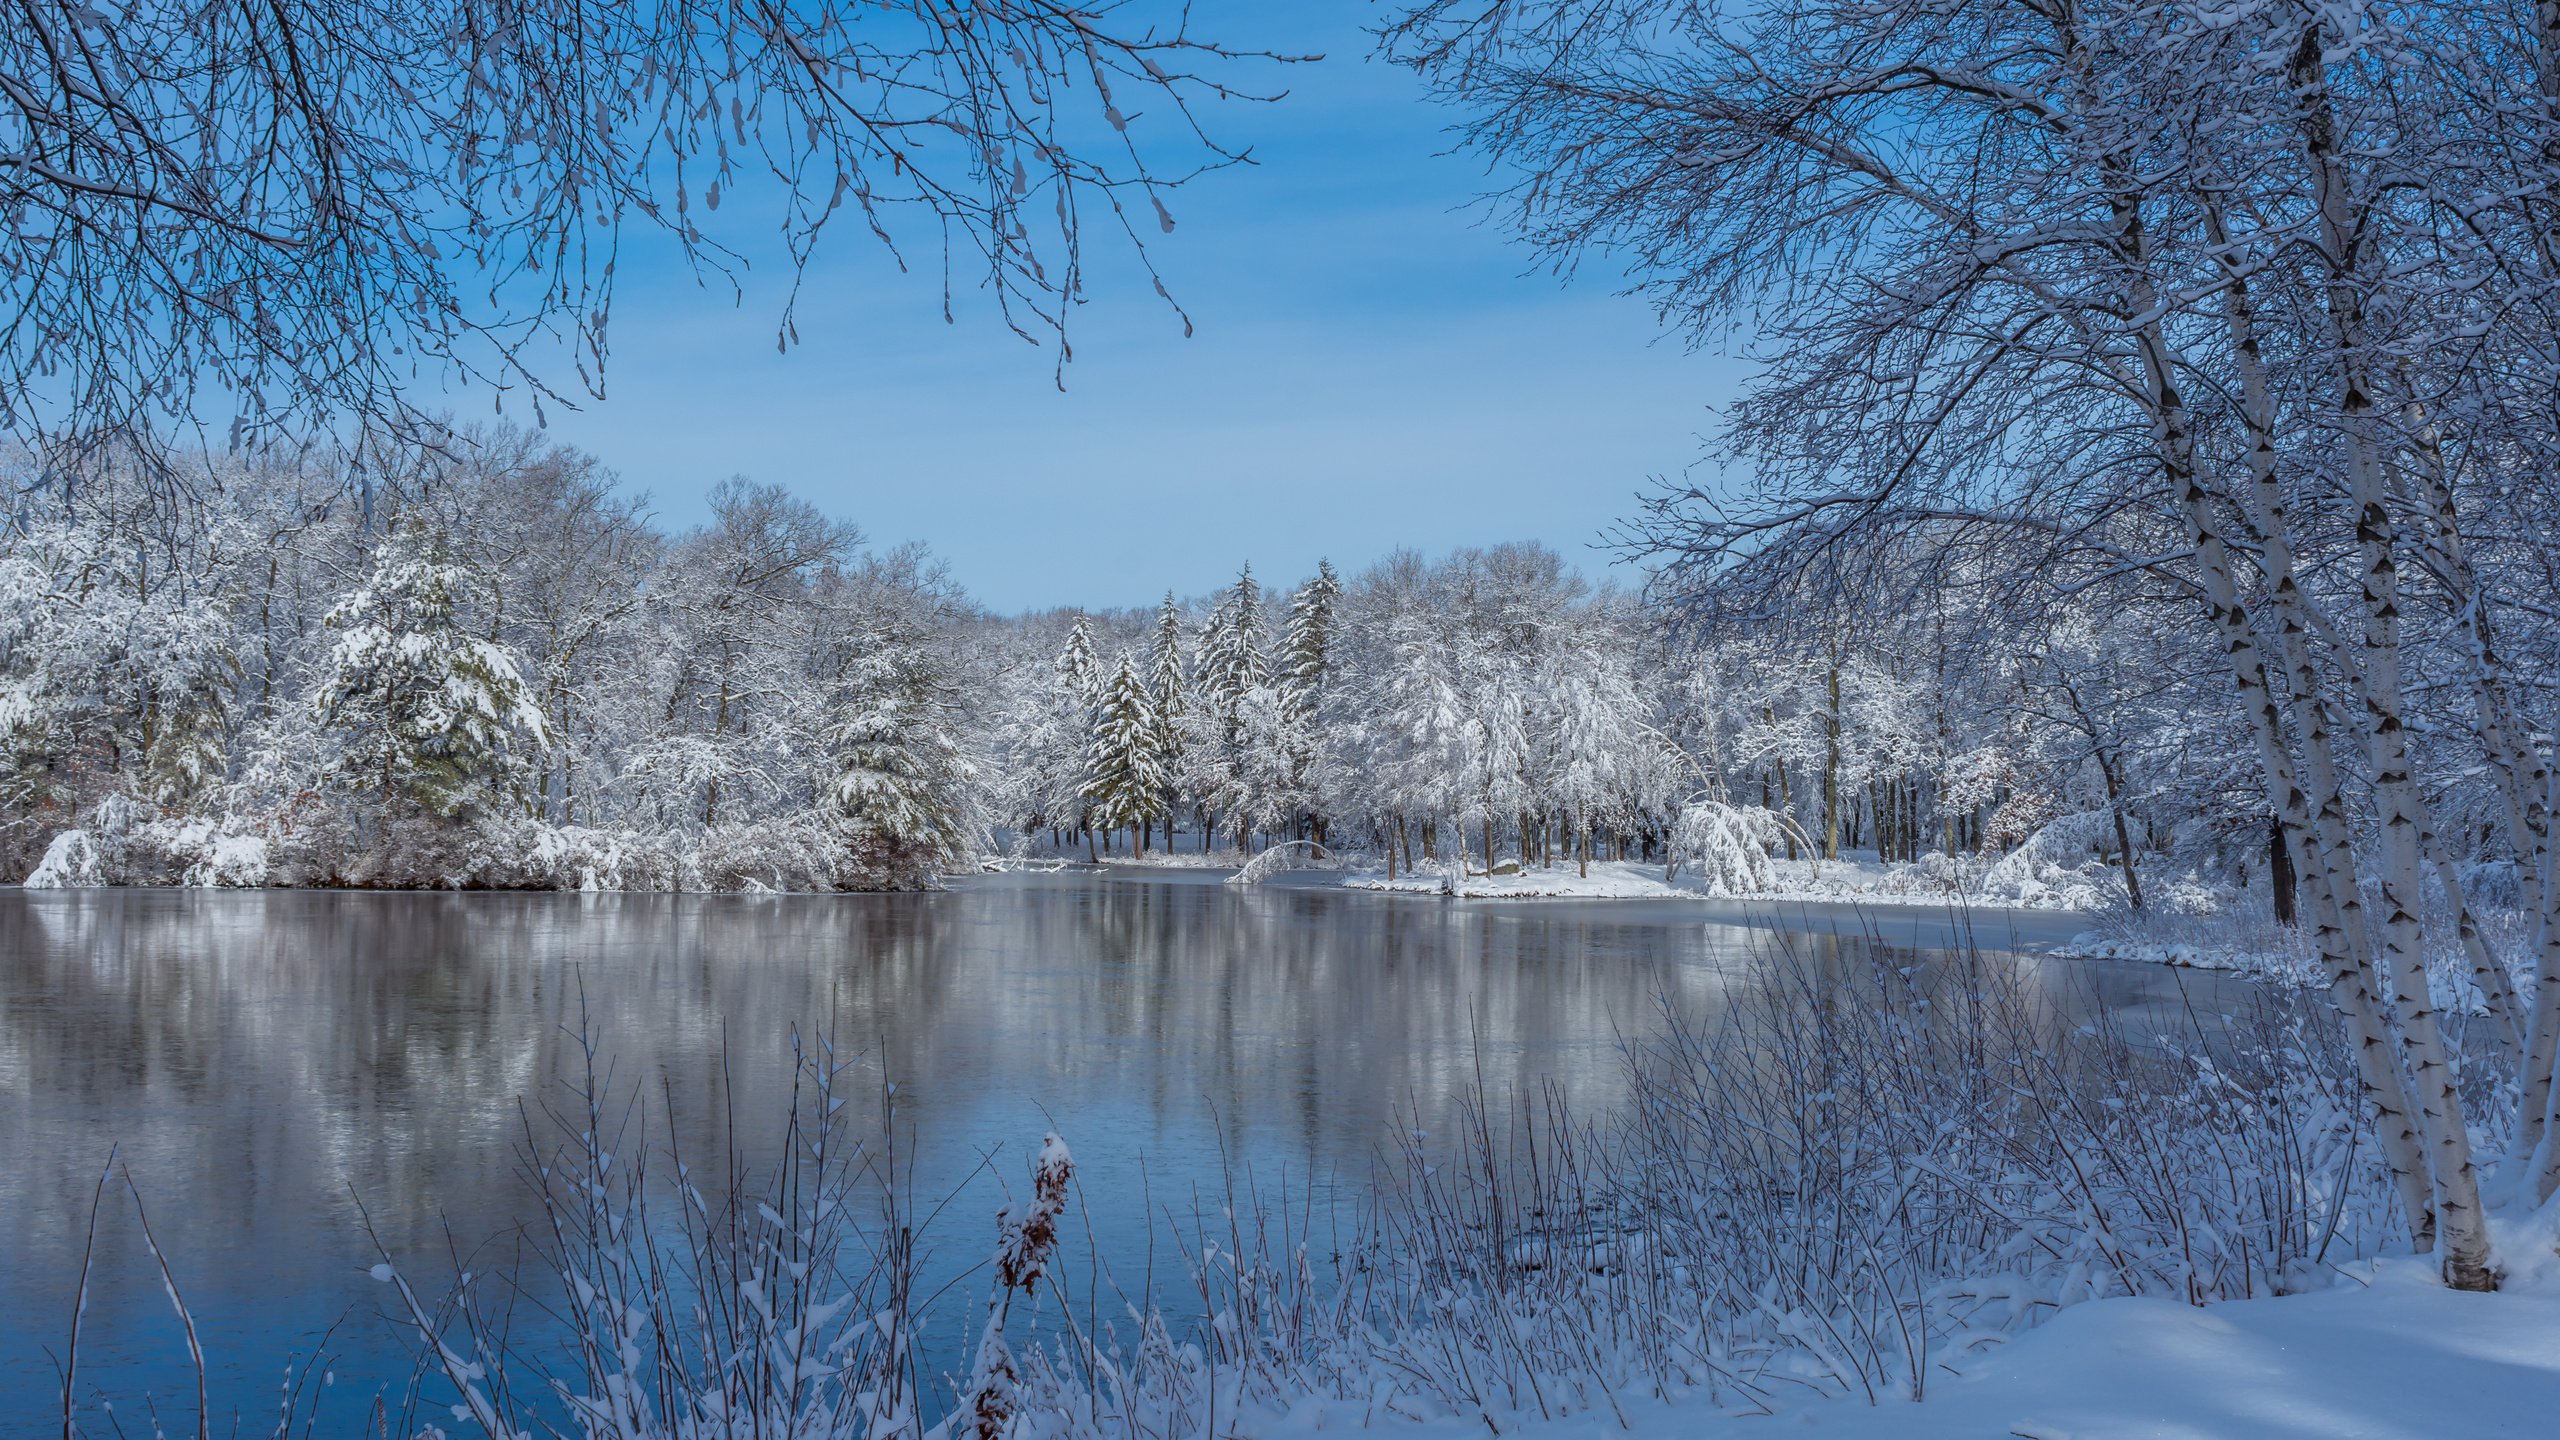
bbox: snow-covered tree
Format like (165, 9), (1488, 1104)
(1082, 655), (1169, 851)
(1187, 568), (1269, 848)
(312, 534), (551, 820)
(1057, 615), (1103, 712)
(1196, 568), (1267, 722)
(821, 686), (976, 886)
(1277, 560), (1341, 839)
(1147, 594), (1191, 835)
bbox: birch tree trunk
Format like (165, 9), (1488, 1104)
(2078, 97), (2438, 1241)
(2291, 22), (2493, 1289)
(2200, 196), (2441, 1250)
(2428, 848), (2524, 1065)
(1823, 664), (1842, 862)
(2393, 382), (2560, 1170)
(2064, 31), (2436, 1232)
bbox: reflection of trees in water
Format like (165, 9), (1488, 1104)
(1009, 879), (1746, 1167)
(0, 895), (940, 1309)
(1, 883), (1747, 1291)
(3, 881), (2202, 1427)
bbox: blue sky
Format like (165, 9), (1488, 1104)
(531, 2), (1742, 613)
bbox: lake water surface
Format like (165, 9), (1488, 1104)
(0, 872), (2215, 1433)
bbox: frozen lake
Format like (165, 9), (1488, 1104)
(0, 873), (2218, 1431)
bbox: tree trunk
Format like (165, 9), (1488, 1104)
(2199, 193), (2441, 1255)
(2291, 29), (2493, 1288)
(2430, 850), (2522, 1064)
(2099, 746), (2143, 912)
(1823, 667), (1841, 862)
(2270, 815), (2298, 927)
(1775, 752), (1797, 859)
(2399, 375), (2560, 1189)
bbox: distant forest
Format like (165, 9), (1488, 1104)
(6, 430), (2309, 916)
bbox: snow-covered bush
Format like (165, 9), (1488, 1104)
(1908, 847), (1985, 894)
(455, 817), (934, 892)
(21, 829), (103, 887)
(2153, 869), (2233, 916)
(23, 803), (270, 888)
(138, 815), (272, 887)
(1666, 797), (1783, 894)
(1980, 811), (2128, 909)
(1225, 838), (1331, 885)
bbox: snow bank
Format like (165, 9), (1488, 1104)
(1333, 853), (2113, 910)
(2058, 894), (2520, 1023)
(1344, 859), (1687, 899)
(1231, 1256), (2560, 1440)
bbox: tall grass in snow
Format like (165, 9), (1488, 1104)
(341, 1027), (926, 1440)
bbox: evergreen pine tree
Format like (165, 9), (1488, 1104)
(1148, 593), (1189, 837)
(1083, 654), (1167, 850)
(821, 657), (978, 885)
(1198, 566), (1268, 714)
(1058, 614), (1103, 709)
(1279, 560), (1340, 723)
(142, 679), (233, 807)
(1189, 567), (1268, 849)
(1277, 560), (1340, 839)
(1027, 616), (1104, 844)
(314, 535), (551, 819)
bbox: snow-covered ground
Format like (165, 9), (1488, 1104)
(2059, 925), (2323, 981)
(1342, 858), (1697, 899)
(2051, 888), (2530, 1030)
(1234, 1253), (2560, 1440)
(1333, 855), (2090, 908)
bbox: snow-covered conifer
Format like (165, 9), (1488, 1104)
(1082, 654), (1168, 848)
(820, 680), (977, 886)
(1185, 569), (1270, 848)
(1279, 560), (1339, 725)
(1148, 594), (1190, 834)
(1276, 561), (1341, 838)
(312, 533), (552, 820)
(1196, 566), (1268, 721)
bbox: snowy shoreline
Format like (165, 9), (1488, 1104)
(1290, 1248), (2560, 1440)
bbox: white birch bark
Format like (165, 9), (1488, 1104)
(2289, 20), (2494, 1289)
(2182, 198), (2440, 1248)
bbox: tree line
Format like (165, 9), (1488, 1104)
(6, 431), (2271, 905)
